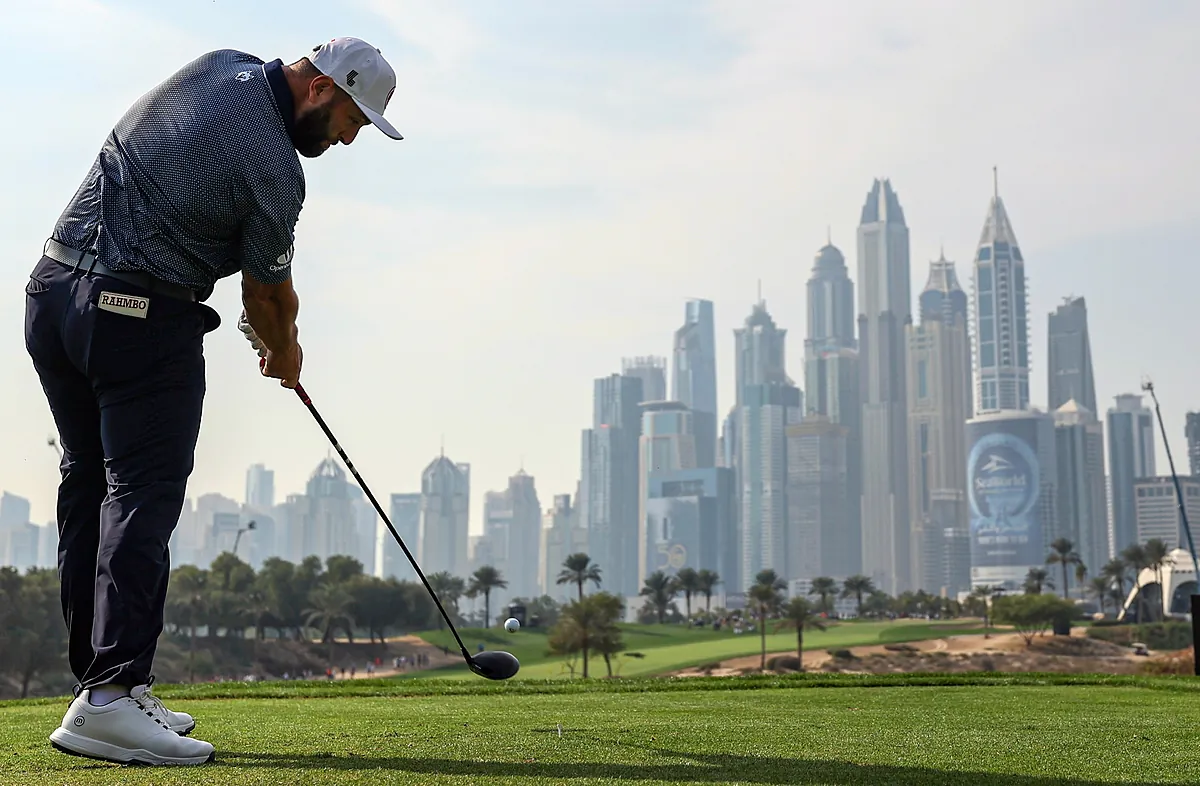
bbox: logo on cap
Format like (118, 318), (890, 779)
(346, 69), (358, 87)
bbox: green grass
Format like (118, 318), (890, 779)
(413, 620), (992, 679)
(2, 674), (1199, 784)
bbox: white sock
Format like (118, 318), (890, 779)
(88, 684), (131, 706)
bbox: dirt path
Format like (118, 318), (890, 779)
(669, 627), (1138, 677)
(322, 634), (462, 680)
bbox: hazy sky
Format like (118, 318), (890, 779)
(3, 0), (1198, 536)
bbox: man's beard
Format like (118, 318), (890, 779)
(294, 104), (335, 158)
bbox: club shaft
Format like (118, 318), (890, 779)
(293, 383), (472, 659)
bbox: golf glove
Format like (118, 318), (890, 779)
(238, 311), (268, 358)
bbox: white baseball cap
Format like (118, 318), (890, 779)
(309, 37), (403, 140)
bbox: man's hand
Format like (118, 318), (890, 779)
(260, 343), (303, 388)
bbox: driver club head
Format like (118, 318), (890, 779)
(468, 650), (520, 680)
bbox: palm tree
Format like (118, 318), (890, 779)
(639, 571), (677, 624)
(776, 597), (827, 672)
(1089, 576), (1112, 617)
(1121, 544), (1153, 623)
(696, 569), (721, 613)
(303, 584), (355, 669)
(840, 575), (875, 617)
(1023, 567), (1053, 595)
(558, 592), (624, 679)
(1075, 562), (1088, 589)
(673, 568), (701, 618)
(809, 577), (838, 615)
(1101, 558), (1129, 609)
(749, 570), (787, 670)
(556, 553), (602, 602)
(1046, 538), (1081, 599)
(468, 565), (508, 627)
(427, 572), (466, 628)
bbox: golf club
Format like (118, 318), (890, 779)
(292, 381), (520, 681)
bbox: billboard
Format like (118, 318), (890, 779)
(966, 413), (1048, 586)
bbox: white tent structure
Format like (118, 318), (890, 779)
(1118, 548), (1200, 621)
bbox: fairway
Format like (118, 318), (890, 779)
(415, 620), (991, 679)
(2, 675), (1199, 785)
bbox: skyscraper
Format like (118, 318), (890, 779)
(803, 241), (862, 579)
(785, 417), (850, 581)
(972, 170), (1030, 413)
(245, 463), (275, 510)
(644, 468), (737, 588)
(734, 300), (802, 588)
(856, 178), (912, 594)
(622, 357), (667, 402)
(1047, 296), (1097, 414)
(303, 459), (357, 565)
(905, 257), (972, 595)
(541, 494), (587, 599)
(673, 299), (718, 468)
(419, 454), (471, 578)
(1054, 400), (1108, 580)
(1107, 394), (1156, 556)
(504, 470), (542, 602)
(1186, 412), (1200, 477)
(580, 373), (645, 598)
(379, 493), (420, 580)
(638, 401), (697, 582)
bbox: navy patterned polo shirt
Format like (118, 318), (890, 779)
(50, 49), (306, 295)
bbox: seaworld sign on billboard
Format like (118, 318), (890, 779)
(966, 411), (1055, 588)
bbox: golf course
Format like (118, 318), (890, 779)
(2, 674), (1198, 784)
(411, 619), (992, 678)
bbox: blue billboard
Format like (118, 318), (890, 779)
(966, 415), (1043, 576)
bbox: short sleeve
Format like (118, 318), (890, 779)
(238, 164), (304, 285)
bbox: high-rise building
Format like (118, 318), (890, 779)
(906, 257), (972, 596)
(245, 463), (275, 510)
(1186, 412), (1200, 477)
(965, 409), (1058, 591)
(541, 494), (588, 600)
(305, 458), (357, 565)
(735, 299), (801, 588)
(1047, 296), (1097, 414)
(503, 470), (542, 603)
(1054, 400), (1108, 582)
(1134, 476), (1200, 550)
(580, 373), (645, 598)
(803, 240), (862, 579)
(1107, 394), (1156, 557)
(856, 177), (912, 594)
(622, 357), (667, 403)
(0, 492), (31, 532)
(379, 493), (420, 580)
(419, 454), (471, 578)
(673, 299), (718, 468)
(784, 417), (851, 581)
(638, 401), (697, 582)
(972, 170), (1030, 413)
(643, 467), (737, 589)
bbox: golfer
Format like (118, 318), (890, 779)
(24, 37), (402, 766)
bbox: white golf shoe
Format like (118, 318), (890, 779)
(49, 687), (214, 766)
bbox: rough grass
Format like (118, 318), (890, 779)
(413, 620), (993, 679)
(2, 674), (1198, 785)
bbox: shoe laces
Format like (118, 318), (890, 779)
(130, 684), (171, 728)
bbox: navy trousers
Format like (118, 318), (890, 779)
(23, 254), (220, 690)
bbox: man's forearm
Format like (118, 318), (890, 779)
(241, 286), (299, 355)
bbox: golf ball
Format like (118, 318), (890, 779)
(504, 617), (520, 633)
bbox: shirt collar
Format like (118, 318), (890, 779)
(263, 58), (297, 144)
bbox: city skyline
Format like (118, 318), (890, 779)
(3, 5), (1200, 588)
